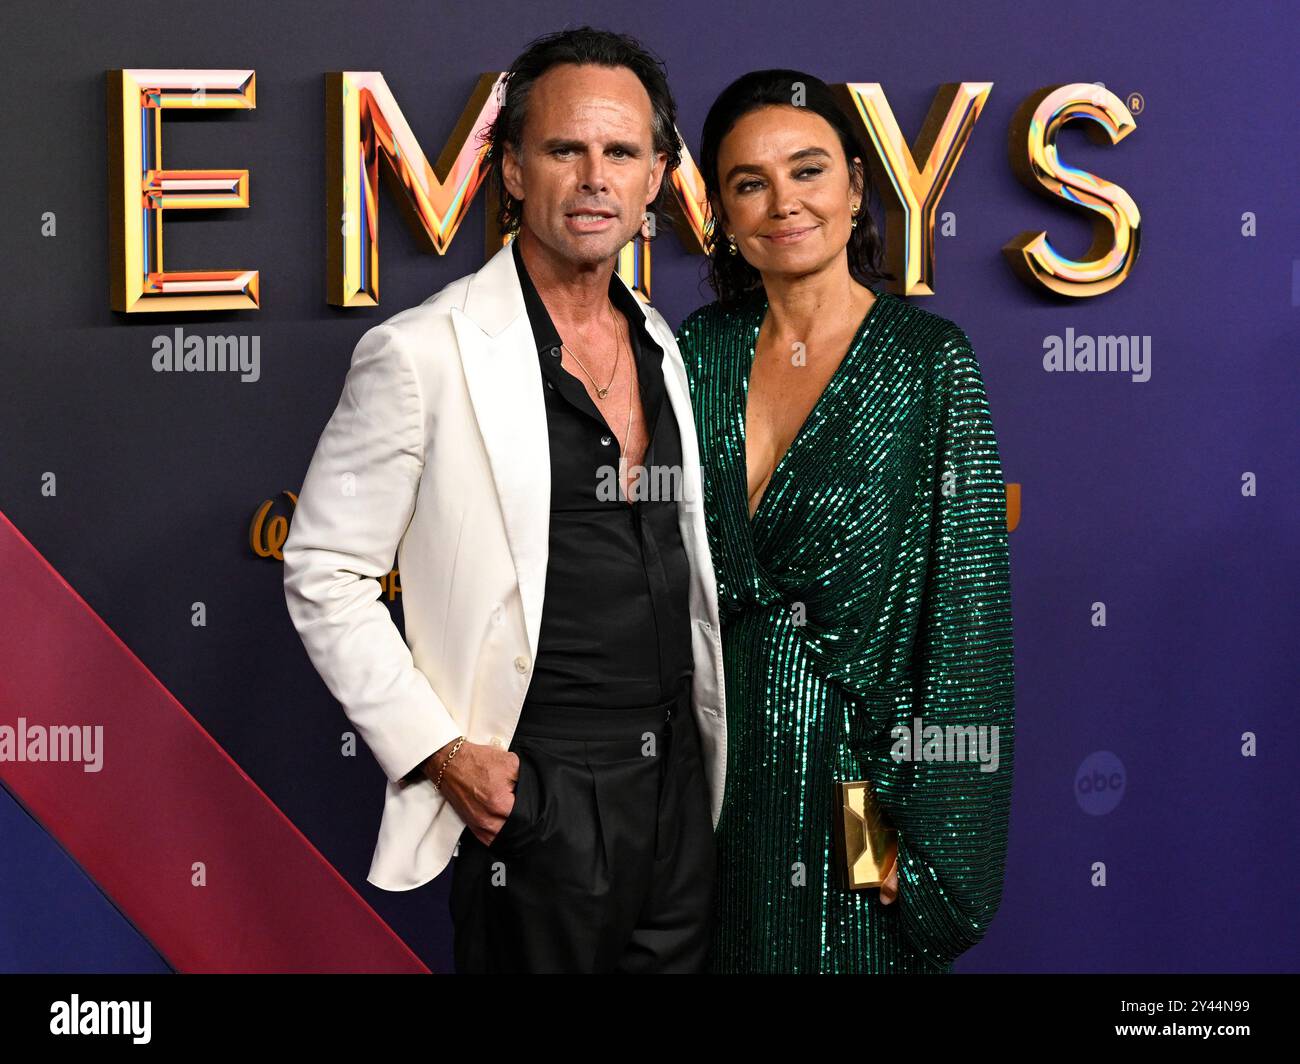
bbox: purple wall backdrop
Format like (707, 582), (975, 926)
(1, 0), (1296, 972)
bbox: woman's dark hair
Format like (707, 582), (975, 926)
(482, 27), (682, 239)
(698, 69), (891, 306)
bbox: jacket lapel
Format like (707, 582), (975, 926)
(451, 243), (551, 660)
(450, 240), (710, 662)
(634, 302), (708, 577)
(610, 276), (710, 623)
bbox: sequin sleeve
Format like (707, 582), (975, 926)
(884, 328), (1016, 967)
(674, 309), (706, 395)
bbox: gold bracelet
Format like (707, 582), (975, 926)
(433, 736), (466, 792)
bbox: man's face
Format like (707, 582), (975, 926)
(503, 63), (667, 267)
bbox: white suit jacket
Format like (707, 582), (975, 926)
(282, 240), (728, 891)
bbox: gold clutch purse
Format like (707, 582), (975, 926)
(832, 779), (898, 889)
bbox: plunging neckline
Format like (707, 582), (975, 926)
(739, 286), (889, 531)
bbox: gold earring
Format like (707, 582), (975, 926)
(851, 202), (860, 228)
(727, 236), (738, 255)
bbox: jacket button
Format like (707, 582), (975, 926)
(514, 655), (530, 673)
(600, 435), (612, 446)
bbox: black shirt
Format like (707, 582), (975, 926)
(399, 244), (697, 782)
(513, 237), (694, 709)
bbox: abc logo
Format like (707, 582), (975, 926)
(1074, 751), (1126, 815)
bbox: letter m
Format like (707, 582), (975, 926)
(327, 72), (505, 306)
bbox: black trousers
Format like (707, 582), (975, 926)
(449, 684), (715, 973)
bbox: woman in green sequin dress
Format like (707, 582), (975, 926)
(676, 71), (1015, 973)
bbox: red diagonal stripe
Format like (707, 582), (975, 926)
(0, 509), (428, 973)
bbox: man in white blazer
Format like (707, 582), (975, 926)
(282, 28), (726, 972)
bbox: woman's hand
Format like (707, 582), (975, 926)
(879, 856), (899, 905)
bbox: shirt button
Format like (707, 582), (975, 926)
(601, 435), (612, 446)
(514, 655), (530, 673)
(489, 736), (504, 749)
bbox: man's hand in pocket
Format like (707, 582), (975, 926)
(425, 740), (519, 846)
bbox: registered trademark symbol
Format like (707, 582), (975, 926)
(1126, 91), (1144, 114)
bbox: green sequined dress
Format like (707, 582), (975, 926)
(676, 286), (1015, 974)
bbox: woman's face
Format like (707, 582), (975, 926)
(713, 104), (861, 282)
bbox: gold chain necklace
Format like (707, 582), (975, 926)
(561, 299), (620, 399)
(614, 318), (634, 464)
(560, 304), (637, 490)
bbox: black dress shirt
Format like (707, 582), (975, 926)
(513, 237), (694, 709)
(400, 242), (695, 784)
